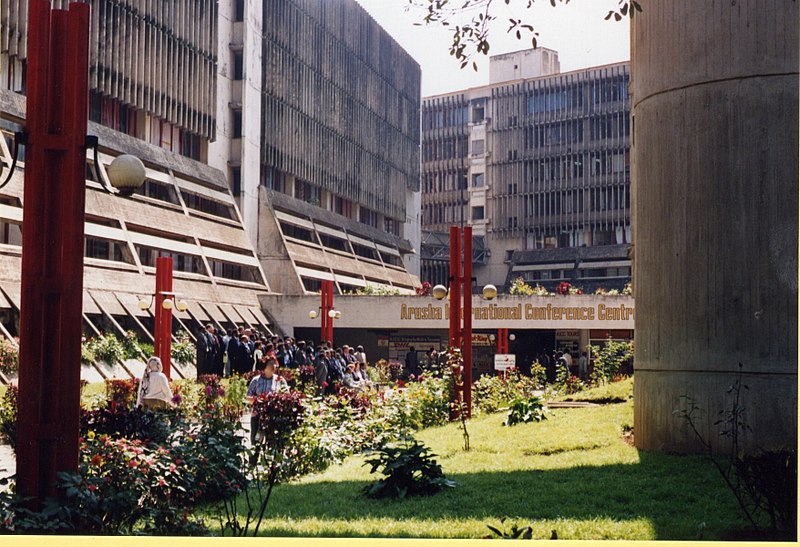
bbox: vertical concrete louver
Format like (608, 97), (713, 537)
(259, 0), (421, 223)
(2, 0), (218, 141)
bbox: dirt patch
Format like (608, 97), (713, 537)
(621, 429), (635, 447)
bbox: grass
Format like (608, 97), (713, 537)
(202, 396), (745, 540)
(560, 376), (634, 404)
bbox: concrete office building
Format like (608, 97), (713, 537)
(0, 0), (275, 382)
(421, 49), (631, 294)
(0, 0), (421, 382)
(210, 0), (422, 295)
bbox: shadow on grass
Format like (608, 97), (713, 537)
(260, 450), (742, 540)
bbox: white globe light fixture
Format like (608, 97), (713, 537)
(482, 284), (498, 300)
(161, 298), (174, 310)
(489, 334), (496, 342)
(432, 284), (448, 300)
(334, 310), (342, 319)
(308, 310), (318, 319)
(509, 333), (516, 341)
(328, 309), (337, 319)
(107, 154), (146, 196)
(137, 298), (150, 310)
(176, 300), (188, 312)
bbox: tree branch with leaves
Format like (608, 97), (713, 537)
(406, 0), (641, 69)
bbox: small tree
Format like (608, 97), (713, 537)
(589, 340), (633, 385)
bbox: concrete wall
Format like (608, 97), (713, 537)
(489, 48), (560, 84)
(632, 1), (798, 453)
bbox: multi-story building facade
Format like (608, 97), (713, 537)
(0, 0), (276, 381)
(210, 0), (422, 295)
(421, 49), (631, 293)
(0, 0), (422, 381)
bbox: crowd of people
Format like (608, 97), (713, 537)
(195, 324), (374, 397)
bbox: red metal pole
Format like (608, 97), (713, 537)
(462, 226), (473, 418)
(448, 227), (461, 350)
(448, 226), (461, 420)
(154, 257), (173, 379)
(325, 280), (334, 345)
(16, 0), (90, 503)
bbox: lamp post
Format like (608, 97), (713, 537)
(15, 0), (146, 506)
(308, 279), (337, 345)
(432, 226), (497, 419)
(137, 258), (188, 380)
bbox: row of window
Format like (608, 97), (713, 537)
(134, 176), (237, 221)
(279, 220), (404, 267)
(523, 266), (631, 281)
(523, 77), (628, 115)
(83, 237), (262, 284)
(422, 105), (469, 131)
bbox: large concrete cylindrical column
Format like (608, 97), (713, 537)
(632, 1), (798, 453)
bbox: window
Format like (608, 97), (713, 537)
(134, 178), (180, 206)
(208, 259), (262, 284)
(182, 191), (237, 220)
(232, 110), (242, 138)
(234, 0), (244, 21)
(472, 106), (485, 123)
(231, 166), (241, 196)
(280, 221), (316, 244)
(319, 233), (349, 252)
(233, 51), (244, 80)
(504, 250), (514, 263)
(84, 237), (134, 264)
(471, 206), (484, 221)
(472, 173), (484, 187)
(471, 139), (484, 156)
(136, 246), (204, 274)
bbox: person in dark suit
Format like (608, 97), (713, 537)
(404, 346), (420, 379)
(233, 334), (253, 375)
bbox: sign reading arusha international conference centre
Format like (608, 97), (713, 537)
(394, 295), (635, 330)
(263, 294), (636, 331)
(400, 301), (634, 322)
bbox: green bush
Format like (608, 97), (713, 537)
(362, 440), (455, 499)
(86, 334), (126, 364)
(0, 385), (17, 449)
(171, 331), (196, 365)
(589, 340), (633, 385)
(473, 370), (540, 414)
(0, 338), (18, 376)
(504, 396), (547, 426)
(121, 330), (146, 360)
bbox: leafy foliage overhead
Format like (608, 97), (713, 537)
(407, 0), (641, 69)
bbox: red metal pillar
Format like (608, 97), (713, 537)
(497, 328), (508, 354)
(16, 0), (90, 503)
(320, 280), (333, 344)
(462, 226), (473, 418)
(154, 257), (173, 379)
(448, 226), (462, 420)
(448, 227), (461, 350)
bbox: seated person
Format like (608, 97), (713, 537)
(136, 356), (173, 410)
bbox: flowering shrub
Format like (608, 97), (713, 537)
(373, 359), (403, 383)
(509, 276), (534, 296)
(251, 391), (306, 451)
(0, 338), (19, 376)
(79, 406), (177, 445)
(529, 361), (547, 388)
(86, 334), (126, 364)
(622, 282), (633, 295)
(121, 330), (146, 360)
(415, 281), (432, 296)
(0, 385), (17, 449)
(171, 331), (196, 365)
(473, 370), (540, 415)
(555, 281), (583, 295)
(105, 378), (139, 411)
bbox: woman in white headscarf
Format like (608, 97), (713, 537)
(136, 356), (173, 410)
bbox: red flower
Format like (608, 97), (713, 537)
(127, 460), (138, 468)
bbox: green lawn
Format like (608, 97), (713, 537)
(204, 397), (744, 540)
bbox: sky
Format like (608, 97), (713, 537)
(356, 0), (630, 97)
